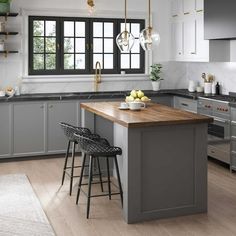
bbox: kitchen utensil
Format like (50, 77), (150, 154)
(204, 83), (212, 95)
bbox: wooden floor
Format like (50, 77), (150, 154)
(1, 156), (236, 236)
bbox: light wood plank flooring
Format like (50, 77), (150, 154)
(0, 156), (236, 236)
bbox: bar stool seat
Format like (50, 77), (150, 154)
(73, 132), (123, 219)
(59, 122), (104, 195)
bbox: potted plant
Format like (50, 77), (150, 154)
(150, 63), (164, 91)
(0, 0), (11, 13)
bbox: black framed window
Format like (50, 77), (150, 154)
(29, 16), (145, 75)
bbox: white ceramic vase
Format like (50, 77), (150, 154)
(151, 81), (161, 91)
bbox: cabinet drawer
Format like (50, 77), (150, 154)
(174, 96), (197, 113)
(208, 145), (230, 164)
(231, 108), (236, 122)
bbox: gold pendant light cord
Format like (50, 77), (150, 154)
(125, 0), (127, 32)
(148, 0), (151, 28)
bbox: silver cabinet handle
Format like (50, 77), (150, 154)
(207, 115), (229, 124)
(181, 103), (189, 107)
(49, 105), (53, 108)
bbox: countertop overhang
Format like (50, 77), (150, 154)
(81, 102), (213, 128)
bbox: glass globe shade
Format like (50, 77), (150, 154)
(139, 27), (160, 51)
(116, 30), (135, 52)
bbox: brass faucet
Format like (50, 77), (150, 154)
(94, 61), (102, 92)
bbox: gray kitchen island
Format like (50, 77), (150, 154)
(81, 101), (213, 224)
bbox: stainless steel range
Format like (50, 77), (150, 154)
(198, 97), (230, 164)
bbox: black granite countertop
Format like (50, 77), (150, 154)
(0, 89), (203, 103)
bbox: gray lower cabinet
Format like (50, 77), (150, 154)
(47, 101), (77, 153)
(173, 96), (197, 113)
(231, 107), (236, 170)
(0, 104), (11, 157)
(13, 102), (45, 156)
(151, 96), (173, 106)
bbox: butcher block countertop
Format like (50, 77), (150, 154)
(81, 102), (213, 128)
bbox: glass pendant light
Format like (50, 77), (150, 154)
(87, 0), (95, 15)
(139, 0), (160, 51)
(116, 0), (135, 52)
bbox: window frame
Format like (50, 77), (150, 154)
(29, 16), (145, 76)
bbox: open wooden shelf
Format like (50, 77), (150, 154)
(0, 13), (18, 17)
(0, 32), (18, 35)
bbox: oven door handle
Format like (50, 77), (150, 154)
(207, 115), (229, 124)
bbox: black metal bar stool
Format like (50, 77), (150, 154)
(73, 132), (123, 219)
(59, 122), (104, 195)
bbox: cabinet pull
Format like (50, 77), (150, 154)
(196, 9), (203, 13)
(49, 105), (53, 108)
(181, 103), (189, 107)
(184, 12), (190, 15)
(179, 52), (182, 55)
(191, 52), (196, 54)
(40, 105), (44, 109)
(172, 14), (178, 17)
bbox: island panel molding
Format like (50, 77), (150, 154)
(81, 102), (213, 128)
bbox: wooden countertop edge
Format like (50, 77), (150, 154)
(81, 103), (213, 128)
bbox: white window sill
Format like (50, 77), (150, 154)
(22, 74), (150, 83)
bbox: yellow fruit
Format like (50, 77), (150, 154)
(130, 90), (137, 98)
(137, 90), (144, 98)
(126, 96), (134, 102)
(141, 96), (150, 102)
(135, 98), (141, 102)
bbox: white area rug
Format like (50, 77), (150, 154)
(0, 174), (55, 236)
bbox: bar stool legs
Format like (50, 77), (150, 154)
(106, 157), (112, 200)
(69, 142), (76, 196)
(76, 153), (86, 204)
(97, 158), (104, 192)
(87, 156), (94, 219)
(61, 140), (71, 186)
(114, 156), (123, 206)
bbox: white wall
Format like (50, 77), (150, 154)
(0, 0), (171, 94)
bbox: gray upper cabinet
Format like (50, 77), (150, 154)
(47, 101), (77, 153)
(13, 102), (45, 155)
(0, 104), (11, 157)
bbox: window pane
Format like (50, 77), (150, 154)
(76, 38), (85, 53)
(93, 22), (103, 37)
(131, 54), (140, 69)
(46, 21), (56, 36)
(33, 54), (44, 70)
(131, 40), (140, 53)
(104, 39), (113, 53)
(46, 54), (56, 70)
(93, 54), (103, 69)
(64, 38), (74, 53)
(64, 21), (74, 37)
(131, 23), (140, 38)
(76, 22), (85, 37)
(121, 23), (130, 32)
(75, 54), (85, 69)
(33, 21), (44, 36)
(46, 38), (56, 53)
(64, 54), (74, 69)
(33, 37), (44, 53)
(121, 54), (130, 69)
(104, 54), (113, 69)
(93, 38), (103, 53)
(104, 23), (113, 37)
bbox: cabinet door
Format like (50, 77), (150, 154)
(47, 101), (77, 153)
(13, 103), (45, 155)
(183, 19), (197, 58)
(172, 22), (183, 60)
(171, 0), (183, 17)
(196, 0), (204, 12)
(0, 104), (11, 157)
(183, 0), (195, 14)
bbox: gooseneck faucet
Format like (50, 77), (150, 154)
(94, 61), (102, 92)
